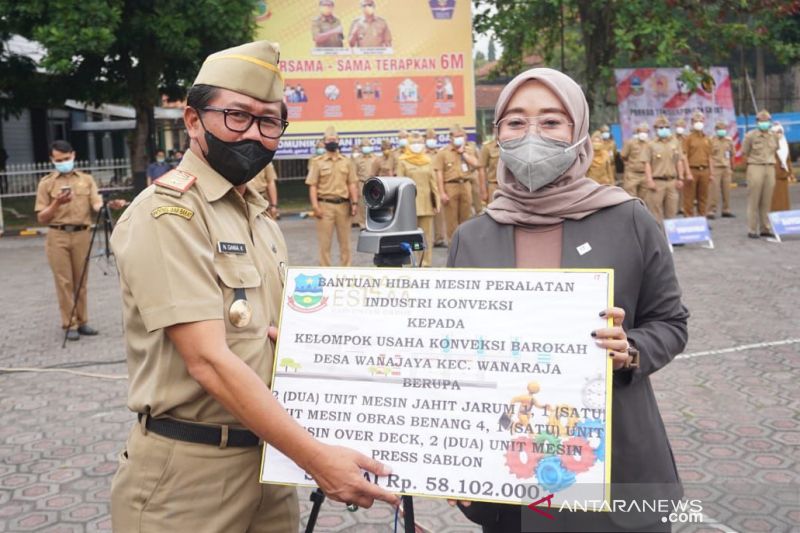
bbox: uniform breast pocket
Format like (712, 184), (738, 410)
(336, 163), (350, 179)
(214, 258), (267, 339)
(73, 185), (91, 196)
(319, 165), (333, 178)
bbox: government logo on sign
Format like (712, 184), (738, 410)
(288, 274), (328, 313)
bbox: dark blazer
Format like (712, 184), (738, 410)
(447, 200), (687, 531)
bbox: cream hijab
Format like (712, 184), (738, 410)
(486, 68), (633, 227)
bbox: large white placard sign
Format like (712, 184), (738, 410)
(261, 267), (613, 506)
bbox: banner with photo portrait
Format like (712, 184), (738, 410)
(254, 0), (476, 157)
(614, 67), (739, 154)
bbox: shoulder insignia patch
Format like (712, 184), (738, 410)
(151, 206), (194, 220)
(154, 170), (197, 193)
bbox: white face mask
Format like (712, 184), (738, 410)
(693, 122), (704, 131)
(409, 143), (425, 154)
(499, 133), (586, 192)
(637, 132), (649, 141)
(675, 127), (686, 135)
(601, 132), (610, 140)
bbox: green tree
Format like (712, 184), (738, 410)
(0, 0), (256, 191)
(474, 49), (487, 70)
(488, 38), (497, 61)
(473, 0), (800, 117)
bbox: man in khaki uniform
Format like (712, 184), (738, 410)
(393, 128), (409, 158)
(599, 124), (618, 184)
(309, 139), (326, 171)
(479, 135), (501, 200)
(35, 140), (122, 340)
(353, 138), (376, 228)
(708, 120), (735, 218)
(644, 116), (684, 225)
(348, 0), (392, 48)
(372, 139), (397, 176)
(251, 162), (279, 219)
(466, 137), (483, 215)
(426, 128), (447, 247)
(683, 111), (712, 216)
(434, 124), (479, 239)
(673, 118), (691, 214)
(587, 131), (614, 185)
(306, 125), (358, 265)
(620, 122), (651, 198)
(312, 0), (344, 48)
(110, 41), (397, 533)
(743, 109), (779, 238)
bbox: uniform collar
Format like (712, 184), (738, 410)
(323, 151), (343, 161)
(179, 150), (269, 216)
(179, 149), (233, 203)
(244, 183), (270, 214)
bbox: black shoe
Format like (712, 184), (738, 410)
(722, 212), (735, 218)
(77, 325), (99, 336)
(66, 329), (80, 341)
(433, 241), (447, 248)
(706, 214), (716, 220)
(760, 232), (775, 238)
(748, 233), (760, 239)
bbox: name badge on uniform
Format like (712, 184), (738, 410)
(217, 242), (247, 255)
(461, 162), (469, 173)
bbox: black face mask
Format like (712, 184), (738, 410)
(325, 141), (339, 153)
(199, 118), (276, 186)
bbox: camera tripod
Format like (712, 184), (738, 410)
(305, 490), (417, 533)
(61, 199), (116, 348)
(306, 247), (421, 533)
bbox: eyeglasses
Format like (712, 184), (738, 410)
(200, 106), (289, 139)
(495, 114), (573, 142)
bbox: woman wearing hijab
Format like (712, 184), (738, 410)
(396, 131), (440, 266)
(771, 122), (794, 212)
(448, 68), (688, 532)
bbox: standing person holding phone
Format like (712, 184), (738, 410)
(34, 140), (124, 339)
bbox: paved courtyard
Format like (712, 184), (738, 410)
(1, 186), (799, 532)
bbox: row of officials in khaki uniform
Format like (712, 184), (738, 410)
(594, 110), (792, 237)
(616, 111), (735, 225)
(107, 40), (399, 532)
(305, 124), (501, 267)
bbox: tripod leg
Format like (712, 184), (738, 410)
(103, 205), (115, 261)
(61, 209), (103, 348)
(402, 495), (415, 533)
(305, 488), (326, 533)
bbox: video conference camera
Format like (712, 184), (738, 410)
(357, 177), (424, 266)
